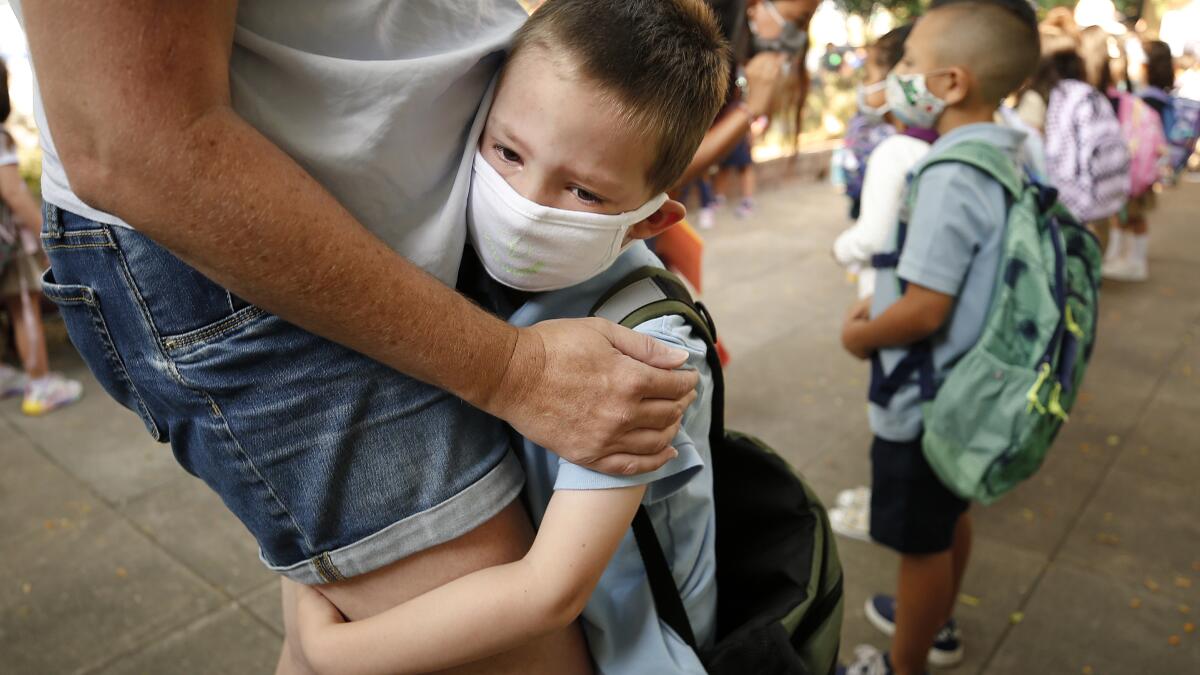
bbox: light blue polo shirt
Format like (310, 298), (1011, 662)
(869, 123), (1026, 442)
(508, 242), (716, 675)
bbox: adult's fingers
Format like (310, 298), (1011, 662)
(636, 361), (701, 401)
(628, 390), (698, 431)
(589, 443), (679, 476)
(603, 320), (690, 370)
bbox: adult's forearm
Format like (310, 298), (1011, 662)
(76, 106), (515, 407)
(671, 108), (752, 191)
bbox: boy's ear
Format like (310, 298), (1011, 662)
(940, 66), (973, 106)
(627, 198), (686, 241)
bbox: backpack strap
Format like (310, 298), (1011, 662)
(589, 265), (725, 654)
(866, 140), (1024, 408)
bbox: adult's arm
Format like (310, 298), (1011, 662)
(0, 163), (42, 237)
(671, 51), (786, 191)
(22, 0), (697, 474)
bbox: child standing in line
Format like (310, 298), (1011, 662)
(838, 2), (1040, 673)
(828, 23), (927, 543)
(832, 23), (929, 302)
(1106, 40), (1176, 282)
(285, 2), (732, 674)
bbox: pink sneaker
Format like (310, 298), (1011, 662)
(21, 374), (83, 416)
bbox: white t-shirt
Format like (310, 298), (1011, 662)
(832, 133), (931, 298)
(11, 0), (526, 285)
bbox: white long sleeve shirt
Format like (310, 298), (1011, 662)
(833, 134), (931, 298)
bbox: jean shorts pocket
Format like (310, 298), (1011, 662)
(40, 268), (165, 440)
(159, 304), (267, 353)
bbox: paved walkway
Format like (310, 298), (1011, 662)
(2, 179), (1198, 674)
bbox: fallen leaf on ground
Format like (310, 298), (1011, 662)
(1021, 508), (1035, 522)
(1106, 435), (1121, 447)
(1168, 635), (1181, 647)
(1010, 611), (1024, 624)
(1192, 561), (1200, 573)
(1103, 512), (1114, 523)
(20, 583), (31, 594)
(959, 594), (981, 607)
(1130, 597), (1142, 609)
(115, 567), (127, 579)
(1184, 622), (1195, 634)
(1081, 666), (1093, 675)
(1175, 576), (1192, 589)
(1145, 578), (1160, 592)
(1180, 604), (1192, 614)
(1095, 533), (1121, 546)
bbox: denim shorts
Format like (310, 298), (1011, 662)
(40, 203), (523, 584)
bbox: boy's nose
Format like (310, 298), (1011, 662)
(506, 169), (559, 208)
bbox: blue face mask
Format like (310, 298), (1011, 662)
(885, 71), (950, 129)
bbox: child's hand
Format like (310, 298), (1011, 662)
(291, 580), (348, 672)
(841, 297), (874, 360)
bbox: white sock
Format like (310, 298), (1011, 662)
(1106, 228), (1125, 262)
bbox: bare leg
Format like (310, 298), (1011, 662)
(739, 165), (755, 201)
(891, 549), (955, 675)
(712, 167), (730, 201)
(947, 512), (972, 620)
(4, 293), (50, 380)
(276, 499), (593, 675)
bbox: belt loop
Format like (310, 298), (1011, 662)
(43, 202), (63, 238)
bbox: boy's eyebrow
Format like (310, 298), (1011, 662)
(493, 121), (529, 154)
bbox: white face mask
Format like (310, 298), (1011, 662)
(856, 80), (890, 123)
(885, 71), (949, 130)
(467, 151), (669, 292)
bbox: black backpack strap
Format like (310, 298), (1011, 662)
(632, 507), (699, 648)
(590, 265), (724, 654)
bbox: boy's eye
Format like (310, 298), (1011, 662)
(494, 144), (521, 164)
(569, 187), (602, 204)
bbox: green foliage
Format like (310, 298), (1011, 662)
(834, 0), (1146, 21)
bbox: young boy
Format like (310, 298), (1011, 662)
(839, 2), (1040, 674)
(286, 1), (730, 674)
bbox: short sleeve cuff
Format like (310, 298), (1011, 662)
(554, 439), (704, 504)
(896, 261), (962, 296)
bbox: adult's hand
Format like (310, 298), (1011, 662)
(20, 0), (691, 475)
(485, 319), (700, 476)
(744, 51), (788, 118)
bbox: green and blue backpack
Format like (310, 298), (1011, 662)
(870, 140), (1103, 505)
(591, 267), (844, 675)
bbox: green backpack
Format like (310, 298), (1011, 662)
(591, 267), (844, 675)
(870, 140), (1102, 505)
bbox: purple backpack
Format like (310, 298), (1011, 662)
(1045, 80), (1130, 222)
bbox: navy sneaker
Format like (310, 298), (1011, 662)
(864, 595), (964, 667)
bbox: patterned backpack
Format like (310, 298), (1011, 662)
(870, 140), (1102, 504)
(1045, 80), (1130, 222)
(1141, 87), (1200, 176)
(1111, 89), (1168, 197)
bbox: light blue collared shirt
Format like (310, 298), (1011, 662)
(508, 243), (716, 675)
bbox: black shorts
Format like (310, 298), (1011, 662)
(870, 435), (969, 555)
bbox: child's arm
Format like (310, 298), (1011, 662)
(832, 139), (919, 268)
(292, 483), (648, 675)
(841, 283), (954, 360)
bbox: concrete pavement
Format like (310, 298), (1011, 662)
(2, 177), (1199, 673)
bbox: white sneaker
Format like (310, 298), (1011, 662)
(0, 364), (25, 398)
(1102, 257), (1148, 282)
(22, 374), (83, 416)
(698, 206), (716, 230)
